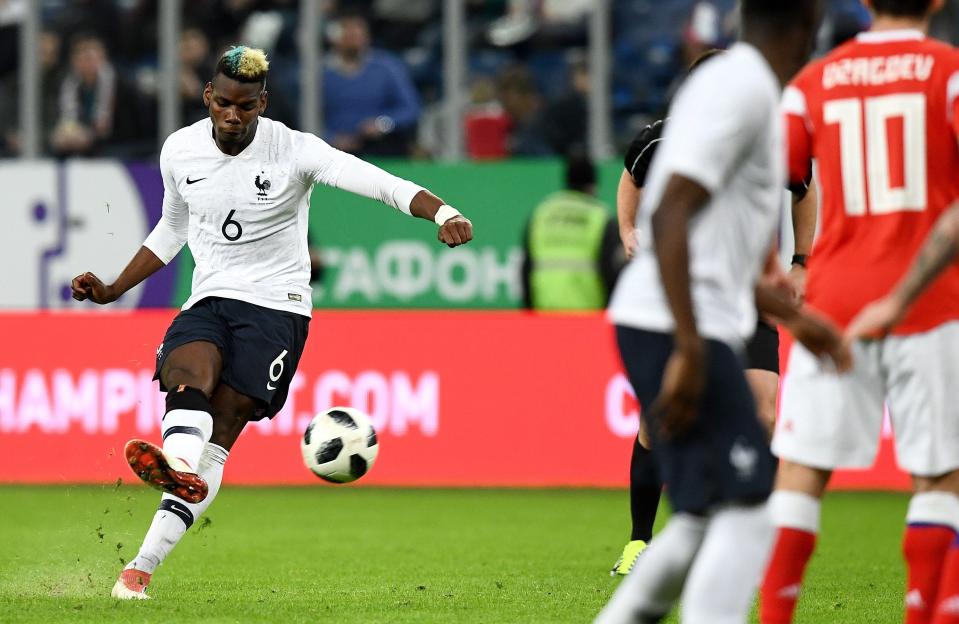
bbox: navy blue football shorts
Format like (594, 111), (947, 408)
(616, 325), (775, 515)
(154, 297), (309, 420)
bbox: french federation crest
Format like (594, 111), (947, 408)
(729, 437), (759, 482)
(255, 172), (271, 198)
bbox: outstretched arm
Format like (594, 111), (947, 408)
(308, 138), (472, 248)
(74, 144), (186, 305)
(847, 202), (959, 338)
(71, 246), (165, 304)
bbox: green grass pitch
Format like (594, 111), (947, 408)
(0, 486), (906, 623)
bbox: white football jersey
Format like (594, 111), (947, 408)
(608, 44), (784, 347)
(143, 117), (423, 317)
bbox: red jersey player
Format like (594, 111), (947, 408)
(762, 1), (959, 623)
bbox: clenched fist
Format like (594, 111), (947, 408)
(71, 272), (118, 304)
(438, 216), (473, 248)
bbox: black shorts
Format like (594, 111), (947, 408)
(745, 319), (780, 374)
(154, 297), (310, 420)
(616, 326), (775, 514)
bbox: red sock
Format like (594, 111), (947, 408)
(760, 527), (817, 624)
(933, 540), (959, 624)
(904, 525), (955, 624)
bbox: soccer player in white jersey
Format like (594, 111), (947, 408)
(69, 46), (473, 599)
(608, 50), (819, 578)
(593, 2), (842, 622)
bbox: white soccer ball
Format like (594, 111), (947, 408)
(300, 407), (379, 483)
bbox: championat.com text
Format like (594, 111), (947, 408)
(0, 311), (905, 489)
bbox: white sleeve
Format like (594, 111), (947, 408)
(296, 133), (424, 215)
(947, 68), (959, 124)
(655, 65), (770, 194)
(143, 141), (189, 264)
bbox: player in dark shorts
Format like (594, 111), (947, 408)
(610, 83), (817, 576)
(71, 45), (474, 599)
(596, 5), (840, 618)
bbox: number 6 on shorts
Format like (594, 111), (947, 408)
(267, 349), (288, 391)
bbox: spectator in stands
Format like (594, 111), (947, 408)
(50, 33), (144, 157)
(463, 76), (511, 160)
(817, 6), (869, 53)
(0, 0), (22, 82)
(47, 0), (121, 58)
(487, 0), (538, 48)
(368, 0), (438, 50)
(681, 2), (726, 69)
(323, 10), (422, 156)
(487, 0), (592, 48)
(192, 0), (261, 54)
(0, 30), (64, 156)
(520, 154), (624, 310)
(180, 27), (213, 125)
(661, 1), (728, 112)
(931, 0), (959, 45)
(540, 53), (588, 156)
(497, 64), (550, 156)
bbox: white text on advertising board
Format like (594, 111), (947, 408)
(0, 368), (440, 437)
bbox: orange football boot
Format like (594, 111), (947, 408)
(124, 439), (208, 504)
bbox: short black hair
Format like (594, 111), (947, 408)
(870, 0), (935, 17)
(741, 0), (821, 32)
(565, 154), (596, 192)
(214, 46), (269, 88)
(688, 48), (724, 73)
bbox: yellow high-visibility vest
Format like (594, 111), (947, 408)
(528, 190), (609, 310)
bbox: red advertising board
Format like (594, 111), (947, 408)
(0, 311), (908, 489)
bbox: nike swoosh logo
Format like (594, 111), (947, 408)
(267, 382), (277, 391)
(186, 177), (206, 185)
(169, 503), (186, 514)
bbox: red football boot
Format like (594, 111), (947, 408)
(124, 439), (208, 504)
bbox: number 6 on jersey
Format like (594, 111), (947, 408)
(222, 209), (243, 241)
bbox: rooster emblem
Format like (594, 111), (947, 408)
(255, 173), (271, 197)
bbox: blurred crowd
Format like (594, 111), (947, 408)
(1, 0), (959, 160)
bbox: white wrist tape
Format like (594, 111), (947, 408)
(434, 204), (462, 225)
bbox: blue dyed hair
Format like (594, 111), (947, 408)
(214, 45), (269, 87)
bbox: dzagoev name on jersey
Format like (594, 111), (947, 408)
(823, 54), (934, 89)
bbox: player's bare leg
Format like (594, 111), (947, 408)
(745, 368), (779, 440)
(125, 341), (221, 504)
(114, 346), (254, 599)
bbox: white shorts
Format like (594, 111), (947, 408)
(772, 321), (959, 477)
